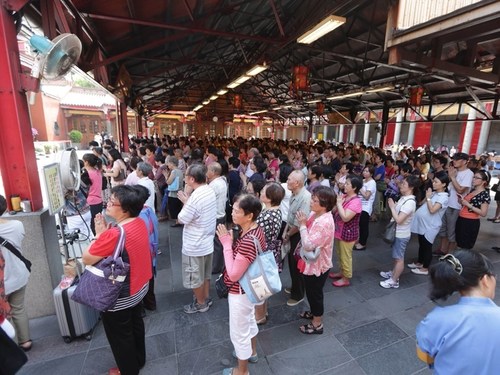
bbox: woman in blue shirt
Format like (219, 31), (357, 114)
(416, 250), (500, 374)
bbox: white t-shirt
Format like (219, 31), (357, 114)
(448, 169), (474, 210)
(209, 176), (228, 219)
(359, 179), (377, 215)
(0, 220), (29, 295)
(279, 183), (292, 222)
(395, 195), (416, 238)
(178, 184), (217, 256)
(137, 177), (155, 209)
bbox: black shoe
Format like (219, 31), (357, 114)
(170, 223), (183, 228)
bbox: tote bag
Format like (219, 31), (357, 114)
(72, 225), (130, 311)
(239, 236), (282, 304)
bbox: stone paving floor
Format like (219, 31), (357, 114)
(17, 203), (500, 375)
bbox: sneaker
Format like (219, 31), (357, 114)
(192, 296), (213, 307)
(284, 287), (291, 294)
(411, 268), (429, 275)
(379, 270), (393, 279)
(183, 301), (209, 314)
(286, 298), (304, 307)
(407, 262), (421, 269)
(232, 350), (258, 363)
(379, 278), (399, 289)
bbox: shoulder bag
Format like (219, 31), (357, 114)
(383, 198), (415, 244)
(239, 235), (282, 304)
(71, 225), (130, 311)
(0, 236), (31, 272)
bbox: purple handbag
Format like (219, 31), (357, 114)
(71, 225), (130, 311)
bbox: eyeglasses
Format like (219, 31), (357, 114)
(107, 200), (120, 207)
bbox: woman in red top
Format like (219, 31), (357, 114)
(83, 185), (152, 375)
(216, 194), (266, 375)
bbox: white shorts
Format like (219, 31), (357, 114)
(228, 293), (259, 360)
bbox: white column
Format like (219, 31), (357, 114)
(182, 123), (188, 136)
(462, 108), (476, 154)
(394, 110), (403, 145)
(477, 103), (493, 155)
(376, 122), (381, 146)
(408, 111), (416, 147)
(363, 121), (370, 145)
(349, 124), (356, 143)
(283, 127), (287, 140)
(323, 125), (328, 141)
(256, 126), (261, 139)
(339, 124), (345, 143)
(226, 124), (231, 137)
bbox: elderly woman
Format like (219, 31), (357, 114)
(165, 155), (184, 227)
(296, 186), (335, 334)
(254, 182), (285, 324)
(416, 250), (500, 373)
(331, 175), (363, 287)
(82, 185), (152, 375)
(216, 194), (266, 375)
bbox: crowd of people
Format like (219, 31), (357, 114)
(1, 134), (499, 374)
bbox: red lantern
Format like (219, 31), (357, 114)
(291, 66), (309, 97)
(316, 102), (325, 115)
(409, 87), (424, 106)
(234, 94), (242, 110)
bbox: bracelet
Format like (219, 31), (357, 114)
(426, 198), (431, 202)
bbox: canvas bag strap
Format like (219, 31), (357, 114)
(0, 235), (31, 272)
(111, 225), (126, 260)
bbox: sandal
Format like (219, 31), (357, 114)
(299, 322), (323, 335)
(256, 317), (267, 325)
(19, 339), (32, 352)
(494, 219), (500, 223)
(299, 311), (313, 319)
(328, 272), (342, 279)
(108, 368), (121, 375)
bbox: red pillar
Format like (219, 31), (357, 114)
(0, 6), (43, 210)
(119, 102), (129, 151)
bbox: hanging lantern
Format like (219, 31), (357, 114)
(409, 87), (424, 106)
(291, 66), (309, 97)
(234, 94), (242, 110)
(316, 102), (325, 115)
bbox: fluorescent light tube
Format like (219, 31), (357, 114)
(246, 64), (268, 76)
(202, 100), (210, 105)
(297, 15), (346, 44)
(193, 105), (203, 111)
(249, 110), (268, 115)
(209, 95), (218, 100)
(217, 89), (228, 95)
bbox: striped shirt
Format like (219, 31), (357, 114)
(225, 227), (266, 295)
(178, 184), (217, 256)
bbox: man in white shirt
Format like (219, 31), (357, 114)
(178, 164), (217, 313)
(136, 162), (156, 209)
(207, 162), (228, 274)
(244, 148), (260, 178)
(437, 152), (474, 255)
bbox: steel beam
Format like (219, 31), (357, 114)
(0, 5), (42, 210)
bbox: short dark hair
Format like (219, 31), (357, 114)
(248, 179), (266, 196)
(263, 182), (285, 206)
(228, 156), (240, 169)
(83, 153), (99, 167)
(186, 164), (207, 184)
(311, 186), (336, 211)
(252, 156), (267, 174)
(0, 195), (7, 215)
(309, 165), (323, 179)
(429, 250), (496, 301)
(108, 149), (123, 161)
(363, 165), (375, 176)
(347, 174), (363, 194)
(279, 164), (293, 183)
(111, 185), (147, 217)
(235, 194), (262, 221)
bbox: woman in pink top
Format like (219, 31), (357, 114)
(295, 186), (336, 334)
(83, 153), (103, 235)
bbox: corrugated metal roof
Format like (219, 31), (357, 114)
(58, 88), (117, 108)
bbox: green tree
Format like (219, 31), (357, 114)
(69, 129), (83, 143)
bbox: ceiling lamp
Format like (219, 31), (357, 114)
(297, 15), (346, 44)
(366, 85), (394, 94)
(202, 100), (210, 105)
(193, 105), (203, 111)
(246, 64), (268, 76)
(209, 95), (218, 100)
(327, 91), (364, 100)
(217, 89), (228, 95)
(249, 110), (267, 115)
(228, 75), (251, 89)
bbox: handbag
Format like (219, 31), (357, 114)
(492, 183), (499, 192)
(376, 180), (387, 192)
(0, 236), (31, 272)
(167, 175), (180, 191)
(239, 235), (282, 304)
(383, 220), (396, 244)
(114, 168), (126, 182)
(71, 225), (130, 311)
(0, 325), (28, 375)
(215, 274), (235, 299)
(382, 198), (415, 244)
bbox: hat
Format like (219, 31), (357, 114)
(452, 152), (469, 161)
